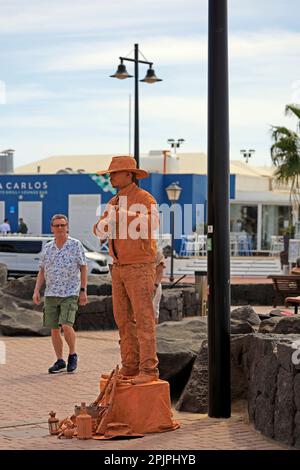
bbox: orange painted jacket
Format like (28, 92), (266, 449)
(93, 183), (158, 265)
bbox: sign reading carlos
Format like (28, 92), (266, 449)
(0, 180), (48, 195)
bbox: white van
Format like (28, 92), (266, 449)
(0, 236), (109, 276)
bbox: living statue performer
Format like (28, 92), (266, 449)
(93, 156), (159, 384)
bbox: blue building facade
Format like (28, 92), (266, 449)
(0, 173), (235, 250)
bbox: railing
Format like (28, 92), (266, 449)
(99, 232), (284, 258)
(179, 234), (207, 256)
(179, 233), (254, 257)
(230, 232), (253, 256)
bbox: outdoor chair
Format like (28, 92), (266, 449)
(268, 274), (300, 308)
(285, 295), (300, 314)
(230, 233), (239, 256)
(237, 233), (252, 256)
(179, 234), (196, 256)
(270, 236), (284, 256)
(196, 234), (207, 256)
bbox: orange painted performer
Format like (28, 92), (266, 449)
(93, 156), (159, 385)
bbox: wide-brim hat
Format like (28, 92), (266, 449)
(92, 422), (144, 440)
(97, 155), (148, 179)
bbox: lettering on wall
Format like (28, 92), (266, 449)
(0, 181), (48, 196)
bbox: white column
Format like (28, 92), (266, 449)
(257, 203), (262, 251)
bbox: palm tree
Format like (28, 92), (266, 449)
(271, 104), (300, 223)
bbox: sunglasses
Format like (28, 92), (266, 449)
(52, 223), (67, 228)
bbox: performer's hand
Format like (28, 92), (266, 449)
(107, 208), (117, 223)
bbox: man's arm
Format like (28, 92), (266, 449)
(79, 265), (88, 306)
(33, 268), (45, 304)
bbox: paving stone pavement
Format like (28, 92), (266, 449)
(0, 330), (289, 450)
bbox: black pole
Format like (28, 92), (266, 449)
(134, 43), (139, 168)
(207, 0), (231, 417)
(170, 209), (174, 282)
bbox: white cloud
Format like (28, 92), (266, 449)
(0, 0), (206, 34)
(1, 0), (298, 36)
(1, 81), (298, 167)
(229, 31), (300, 61)
(6, 84), (63, 104)
(37, 36), (205, 72)
(0, 80), (6, 104)
(1, 1), (300, 169)
(24, 29), (299, 78)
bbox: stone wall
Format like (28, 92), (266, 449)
(159, 287), (199, 323)
(74, 296), (117, 331)
(246, 334), (300, 447)
(157, 313), (300, 449)
(0, 263), (7, 286)
(176, 331), (300, 448)
(75, 287), (200, 330)
(168, 282), (281, 307)
(164, 283), (281, 307)
(231, 283), (282, 306)
(0, 275), (201, 334)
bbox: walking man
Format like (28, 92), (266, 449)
(33, 214), (88, 373)
(93, 156), (159, 384)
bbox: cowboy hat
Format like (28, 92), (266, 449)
(92, 422), (144, 440)
(97, 155), (148, 179)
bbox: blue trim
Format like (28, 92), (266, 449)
(0, 173), (236, 240)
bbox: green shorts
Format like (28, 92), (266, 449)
(43, 296), (79, 329)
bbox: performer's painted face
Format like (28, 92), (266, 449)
(110, 171), (133, 189)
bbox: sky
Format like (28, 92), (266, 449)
(0, 0), (300, 169)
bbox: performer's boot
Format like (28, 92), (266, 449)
(131, 372), (159, 385)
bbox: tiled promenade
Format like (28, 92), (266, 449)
(0, 328), (288, 450)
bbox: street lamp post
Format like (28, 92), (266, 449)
(207, 0), (231, 418)
(165, 182), (182, 282)
(167, 138), (185, 154)
(240, 149), (255, 164)
(110, 44), (162, 169)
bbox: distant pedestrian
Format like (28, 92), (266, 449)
(152, 249), (166, 324)
(17, 218), (28, 234)
(0, 219), (11, 235)
(33, 214), (88, 374)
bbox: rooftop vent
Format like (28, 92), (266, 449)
(148, 150), (163, 156)
(0, 149), (14, 174)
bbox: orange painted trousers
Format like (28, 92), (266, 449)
(111, 263), (159, 376)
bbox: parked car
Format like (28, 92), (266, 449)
(0, 235), (109, 276)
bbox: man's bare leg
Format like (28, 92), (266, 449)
(51, 328), (63, 359)
(62, 324), (76, 355)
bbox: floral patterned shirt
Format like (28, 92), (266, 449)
(39, 237), (87, 297)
